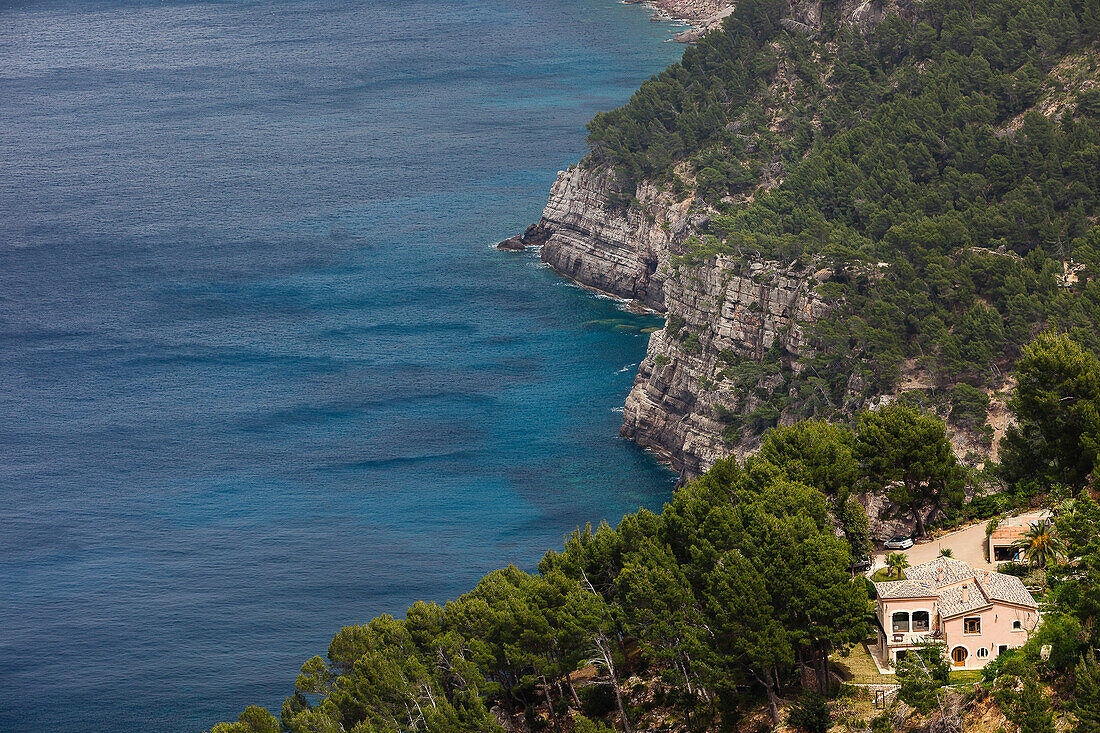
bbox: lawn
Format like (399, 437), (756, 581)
(833, 641), (894, 684)
(870, 568), (906, 582)
(948, 670), (984, 686)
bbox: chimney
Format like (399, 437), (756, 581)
(938, 567), (945, 583)
(962, 584), (969, 602)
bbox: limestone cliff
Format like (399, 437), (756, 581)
(505, 162), (840, 481)
(622, 257), (829, 476)
(512, 166), (695, 310)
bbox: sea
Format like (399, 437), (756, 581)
(0, 0), (685, 730)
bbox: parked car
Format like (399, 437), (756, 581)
(884, 535), (914, 550)
(850, 555), (873, 572)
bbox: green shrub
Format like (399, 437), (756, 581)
(579, 684), (617, 719)
(897, 643), (950, 714)
(572, 714), (614, 733)
(787, 693), (831, 733)
(870, 713), (893, 733)
(949, 384), (991, 429)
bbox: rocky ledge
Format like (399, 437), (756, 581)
(501, 165), (828, 480)
(624, 0), (736, 42)
(500, 166), (695, 310)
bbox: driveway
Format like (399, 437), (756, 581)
(872, 519), (997, 572)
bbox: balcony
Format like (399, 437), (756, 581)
(887, 610), (933, 647)
(886, 631), (937, 647)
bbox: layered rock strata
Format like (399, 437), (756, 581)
(622, 257), (829, 477)
(511, 166), (695, 310)
(504, 167), (827, 479)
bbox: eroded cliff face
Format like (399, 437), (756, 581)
(621, 257), (829, 477)
(508, 164), (831, 480)
(515, 166), (695, 310)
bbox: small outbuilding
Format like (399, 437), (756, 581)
(987, 512), (1049, 564)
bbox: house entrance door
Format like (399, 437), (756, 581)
(952, 647), (968, 667)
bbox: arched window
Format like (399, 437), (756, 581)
(976, 647), (990, 659)
(892, 612), (910, 633)
(1012, 620), (1022, 630)
(952, 647), (968, 666)
(912, 611), (930, 632)
(964, 617), (981, 634)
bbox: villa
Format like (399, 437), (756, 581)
(874, 556), (1039, 670)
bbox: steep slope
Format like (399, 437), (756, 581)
(622, 257), (828, 475)
(510, 0), (1100, 482)
(508, 166), (692, 309)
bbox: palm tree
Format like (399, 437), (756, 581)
(939, 548), (954, 558)
(886, 552), (911, 579)
(1012, 519), (1067, 568)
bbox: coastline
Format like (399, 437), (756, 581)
(2, 0), (693, 731)
(623, 0), (734, 42)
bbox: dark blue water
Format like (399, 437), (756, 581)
(0, 1), (683, 730)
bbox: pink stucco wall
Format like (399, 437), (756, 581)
(877, 597), (938, 662)
(941, 605), (1037, 669)
(877, 596), (1038, 669)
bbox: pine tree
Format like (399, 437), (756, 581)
(1073, 654), (1100, 733)
(1013, 674), (1056, 733)
(856, 404), (966, 537)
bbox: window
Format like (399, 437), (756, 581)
(1012, 620), (1022, 630)
(964, 617), (981, 634)
(892, 612), (910, 633)
(912, 611), (930, 632)
(952, 647), (968, 666)
(999, 645), (1008, 656)
(895, 650), (907, 663)
(976, 648), (990, 659)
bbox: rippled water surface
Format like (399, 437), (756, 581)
(0, 1), (683, 730)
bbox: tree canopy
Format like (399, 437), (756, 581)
(856, 403), (966, 536)
(1001, 330), (1100, 493)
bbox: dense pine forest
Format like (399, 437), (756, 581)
(208, 0), (1100, 730)
(593, 0), (1100, 428)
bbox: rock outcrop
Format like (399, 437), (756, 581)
(622, 256), (829, 477)
(516, 166), (694, 310)
(507, 165), (833, 480)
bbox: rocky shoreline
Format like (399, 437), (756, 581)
(623, 0), (735, 42)
(498, 165), (727, 478)
(498, 166), (825, 475)
(495, 0), (988, 541)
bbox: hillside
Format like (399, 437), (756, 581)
(511, 0), (1100, 489)
(208, 364), (1100, 733)
(199, 3), (1100, 732)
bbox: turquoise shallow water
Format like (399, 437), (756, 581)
(0, 0), (683, 730)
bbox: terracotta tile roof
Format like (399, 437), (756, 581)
(877, 559), (1038, 617)
(979, 571), (1039, 609)
(875, 580), (938, 599)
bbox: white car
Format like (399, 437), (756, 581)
(884, 535), (914, 550)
